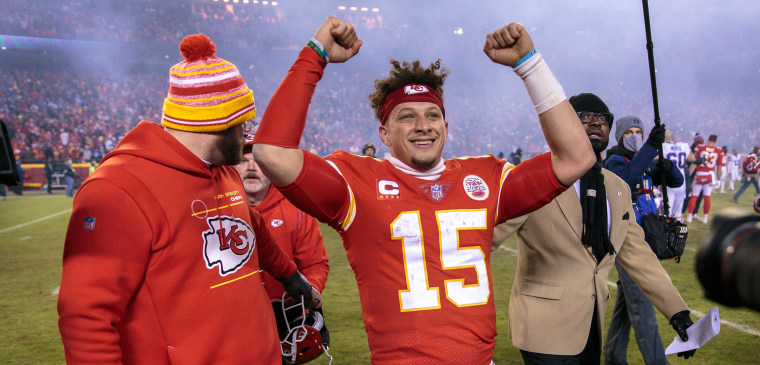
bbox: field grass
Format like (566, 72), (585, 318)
(1, 189), (758, 364)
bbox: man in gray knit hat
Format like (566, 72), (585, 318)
(603, 114), (685, 365)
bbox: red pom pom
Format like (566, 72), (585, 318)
(179, 34), (216, 61)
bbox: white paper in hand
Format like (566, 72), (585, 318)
(665, 306), (720, 355)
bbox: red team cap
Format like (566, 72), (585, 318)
(161, 34), (256, 132)
(378, 84), (445, 125)
(244, 132), (256, 147)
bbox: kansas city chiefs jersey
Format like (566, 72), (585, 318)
(693, 145), (724, 180)
(319, 150), (561, 364)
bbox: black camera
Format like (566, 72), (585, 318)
(696, 208), (760, 312)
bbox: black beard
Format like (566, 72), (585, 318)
(591, 139), (609, 154)
(411, 155), (437, 170)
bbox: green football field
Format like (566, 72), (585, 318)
(1, 189), (758, 364)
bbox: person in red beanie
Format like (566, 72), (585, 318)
(252, 16), (596, 364)
(57, 34), (319, 365)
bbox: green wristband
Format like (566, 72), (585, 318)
(307, 37), (329, 63)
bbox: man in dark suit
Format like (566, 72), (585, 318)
(493, 93), (695, 364)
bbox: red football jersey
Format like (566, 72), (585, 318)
(693, 144), (724, 182)
(315, 151), (562, 364)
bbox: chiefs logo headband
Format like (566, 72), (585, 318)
(378, 84), (445, 125)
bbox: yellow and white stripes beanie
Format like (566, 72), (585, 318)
(161, 33), (255, 132)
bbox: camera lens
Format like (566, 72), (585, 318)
(697, 208), (760, 312)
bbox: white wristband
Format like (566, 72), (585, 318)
(513, 51), (566, 115)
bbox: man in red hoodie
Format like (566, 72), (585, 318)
(57, 34), (319, 365)
(236, 133), (329, 301)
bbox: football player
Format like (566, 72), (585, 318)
(686, 134), (724, 223)
(252, 16), (595, 363)
(661, 130), (691, 220)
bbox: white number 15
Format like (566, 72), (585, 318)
(390, 209), (489, 312)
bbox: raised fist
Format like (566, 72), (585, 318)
(483, 23), (534, 67)
(313, 16), (363, 63)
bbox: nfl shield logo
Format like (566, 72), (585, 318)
(431, 184), (443, 200)
(82, 216), (96, 231)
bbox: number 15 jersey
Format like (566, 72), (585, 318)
(304, 150), (564, 364)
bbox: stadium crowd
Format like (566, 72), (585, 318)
(3, 58), (757, 165)
(2, 0), (758, 163)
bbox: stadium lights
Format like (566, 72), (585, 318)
(454, 27), (463, 35)
(337, 5), (380, 13)
(263, 1), (268, 4)
(243, 0), (248, 2)
(233, 0), (238, 3)
(271, 1), (278, 5)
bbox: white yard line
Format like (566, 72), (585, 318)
(0, 209), (72, 234)
(497, 245), (760, 336)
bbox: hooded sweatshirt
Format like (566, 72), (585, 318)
(254, 186), (329, 300)
(58, 121), (296, 365)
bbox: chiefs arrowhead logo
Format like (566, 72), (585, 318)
(404, 84), (430, 95)
(203, 215), (256, 276)
(271, 219), (284, 228)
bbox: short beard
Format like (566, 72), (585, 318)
(411, 155), (438, 170)
(591, 139), (609, 155)
(216, 129), (243, 165)
(244, 176), (271, 196)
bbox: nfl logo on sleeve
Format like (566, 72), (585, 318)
(82, 216), (96, 231)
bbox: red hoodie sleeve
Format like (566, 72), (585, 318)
(58, 179), (153, 364)
(292, 210), (329, 293)
(251, 206), (298, 279)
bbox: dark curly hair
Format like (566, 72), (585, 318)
(368, 59), (450, 122)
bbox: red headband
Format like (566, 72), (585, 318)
(378, 84), (445, 124)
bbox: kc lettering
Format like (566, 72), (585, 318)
(203, 216), (256, 276)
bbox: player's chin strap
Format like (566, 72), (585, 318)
(323, 345), (333, 365)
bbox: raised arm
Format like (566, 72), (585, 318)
(252, 16), (362, 186)
(483, 23), (595, 186)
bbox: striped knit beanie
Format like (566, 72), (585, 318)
(161, 34), (255, 132)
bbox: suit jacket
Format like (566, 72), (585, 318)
(493, 168), (687, 355)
